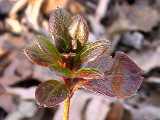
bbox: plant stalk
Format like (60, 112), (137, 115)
(63, 95), (70, 120)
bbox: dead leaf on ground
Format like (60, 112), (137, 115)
(4, 100), (37, 120)
(128, 46), (160, 73)
(69, 1), (86, 15)
(41, 0), (69, 15)
(120, 2), (160, 32)
(145, 77), (160, 84)
(105, 102), (124, 120)
(0, 54), (33, 86)
(0, 94), (17, 113)
(6, 86), (36, 100)
(5, 18), (23, 34)
(0, 84), (5, 95)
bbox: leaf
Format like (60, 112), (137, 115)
(74, 39), (111, 63)
(74, 68), (104, 79)
(36, 35), (61, 61)
(71, 68), (105, 95)
(54, 36), (66, 53)
(83, 51), (144, 99)
(24, 45), (58, 67)
(83, 77), (116, 97)
(49, 7), (72, 48)
(49, 65), (72, 77)
(68, 15), (89, 48)
(86, 54), (113, 72)
(111, 72), (143, 99)
(74, 39), (83, 53)
(35, 80), (69, 107)
(121, 4), (160, 32)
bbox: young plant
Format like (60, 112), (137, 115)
(24, 8), (143, 120)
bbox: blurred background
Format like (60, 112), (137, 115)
(0, 0), (160, 120)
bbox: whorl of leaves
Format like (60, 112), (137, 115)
(24, 8), (143, 108)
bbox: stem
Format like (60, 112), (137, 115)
(63, 95), (70, 120)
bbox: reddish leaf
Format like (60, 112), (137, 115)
(71, 78), (90, 95)
(36, 35), (61, 61)
(110, 72), (143, 99)
(49, 8), (72, 48)
(68, 15), (89, 48)
(86, 54), (113, 72)
(24, 45), (58, 67)
(74, 68), (104, 79)
(83, 78), (116, 97)
(83, 51), (143, 99)
(35, 80), (69, 107)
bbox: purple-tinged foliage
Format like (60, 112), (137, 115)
(24, 8), (143, 108)
(35, 80), (69, 107)
(84, 51), (143, 99)
(24, 45), (58, 67)
(49, 8), (72, 49)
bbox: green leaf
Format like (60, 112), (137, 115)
(74, 39), (111, 63)
(49, 65), (72, 77)
(74, 39), (83, 53)
(35, 80), (69, 107)
(49, 8), (72, 48)
(36, 35), (61, 61)
(68, 15), (89, 48)
(54, 36), (66, 53)
(74, 68), (104, 79)
(24, 45), (58, 67)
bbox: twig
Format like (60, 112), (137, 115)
(25, 0), (43, 31)
(9, 0), (28, 18)
(95, 0), (111, 22)
(63, 95), (70, 120)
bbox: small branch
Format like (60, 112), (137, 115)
(95, 0), (111, 22)
(63, 95), (70, 120)
(25, 0), (43, 31)
(9, 0), (28, 18)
